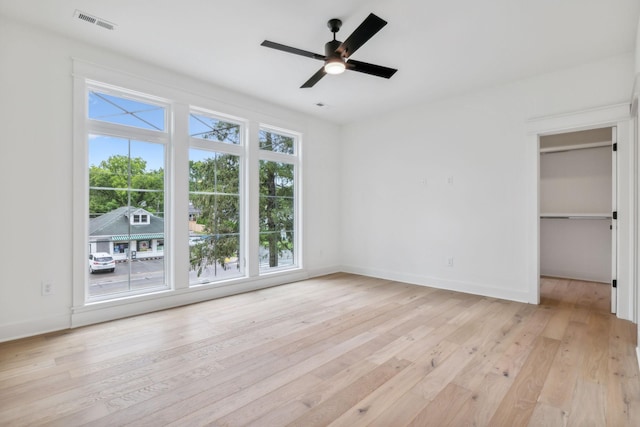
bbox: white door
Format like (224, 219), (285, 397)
(611, 126), (617, 314)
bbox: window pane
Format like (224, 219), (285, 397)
(259, 160), (295, 271)
(189, 149), (241, 284)
(89, 91), (165, 131)
(259, 129), (294, 154)
(88, 135), (166, 298)
(189, 113), (240, 144)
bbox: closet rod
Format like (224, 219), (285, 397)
(540, 215), (611, 220)
(539, 141), (611, 154)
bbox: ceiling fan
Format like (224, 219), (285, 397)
(260, 13), (398, 88)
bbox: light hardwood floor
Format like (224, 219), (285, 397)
(0, 274), (638, 426)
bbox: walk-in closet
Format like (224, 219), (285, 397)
(539, 127), (615, 294)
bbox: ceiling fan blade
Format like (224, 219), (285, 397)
(301, 67), (327, 88)
(336, 13), (387, 59)
(346, 59), (397, 79)
(261, 40), (325, 61)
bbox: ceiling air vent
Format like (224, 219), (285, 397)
(73, 10), (116, 31)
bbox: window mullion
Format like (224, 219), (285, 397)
(247, 121), (261, 277)
(173, 103), (191, 290)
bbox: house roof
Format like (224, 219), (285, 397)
(90, 206), (164, 239)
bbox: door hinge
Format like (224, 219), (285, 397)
(612, 211), (617, 220)
(612, 279), (617, 288)
(612, 143), (617, 152)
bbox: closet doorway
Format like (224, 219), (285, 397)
(539, 127), (617, 313)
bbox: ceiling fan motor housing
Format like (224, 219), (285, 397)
(325, 39), (343, 60)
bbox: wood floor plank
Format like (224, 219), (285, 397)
(326, 340), (461, 427)
(538, 321), (587, 410)
(488, 336), (561, 426)
(606, 316), (640, 425)
(0, 274), (638, 426)
(406, 382), (474, 427)
(567, 378), (606, 426)
(528, 402), (569, 427)
(283, 357), (411, 427)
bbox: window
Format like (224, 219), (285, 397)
(86, 88), (168, 299)
(189, 112), (243, 284)
(190, 113), (240, 144)
(89, 91), (165, 131)
(259, 129), (298, 272)
(75, 66), (302, 309)
(131, 213), (150, 224)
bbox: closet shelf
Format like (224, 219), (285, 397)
(540, 213), (612, 220)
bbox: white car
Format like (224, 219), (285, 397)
(89, 252), (116, 273)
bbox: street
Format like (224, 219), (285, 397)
(89, 257), (242, 297)
(89, 258), (166, 297)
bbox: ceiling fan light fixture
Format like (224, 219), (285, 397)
(324, 58), (346, 75)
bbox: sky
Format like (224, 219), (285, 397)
(88, 91), (238, 171)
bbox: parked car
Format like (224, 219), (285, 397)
(89, 252), (115, 273)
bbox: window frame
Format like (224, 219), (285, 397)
(83, 81), (172, 302)
(188, 107), (247, 286)
(72, 60), (305, 321)
(257, 125), (301, 274)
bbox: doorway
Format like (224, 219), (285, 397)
(538, 127), (616, 312)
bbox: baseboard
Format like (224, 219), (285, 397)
(341, 265), (531, 304)
(306, 265), (342, 278)
(0, 264), (532, 343)
(0, 314), (70, 343)
(539, 270), (610, 284)
(71, 270), (313, 328)
(70, 267), (348, 328)
(1, 267), (341, 342)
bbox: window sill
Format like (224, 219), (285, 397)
(71, 268), (308, 328)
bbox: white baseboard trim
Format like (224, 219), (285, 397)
(306, 266), (342, 278)
(341, 265), (531, 304)
(539, 270), (610, 284)
(71, 267), (343, 328)
(71, 270), (312, 328)
(1, 264), (533, 343)
(0, 314), (70, 343)
(0, 268), (338, 342)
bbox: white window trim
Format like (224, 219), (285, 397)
(84, 81), (172, 304)
(187, 107), (247, 285)
(71, 59), (306, 328)
(257, 125), (302, 274)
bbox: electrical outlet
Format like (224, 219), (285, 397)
(447, 257), (454, 267)
(41, 280), (54, 296)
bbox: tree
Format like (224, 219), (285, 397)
(89, 155), (164, 216)
(188, 116), (241, 276)
(259, 131), (295, 268)
(189, 154), (240, 276)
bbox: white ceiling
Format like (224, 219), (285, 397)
(1, 0), (638, 124)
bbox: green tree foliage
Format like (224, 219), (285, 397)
(259, 131), (295, 268)
(188, 116), (242, 276)
(89, 155), (164, 216)
(189, 153), (240, 276)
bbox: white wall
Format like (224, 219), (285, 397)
(341, 53), (635, 305)
(0, 15), (342, 341)
(540, 146), (612, 215)
(540, 219), (611, 283)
